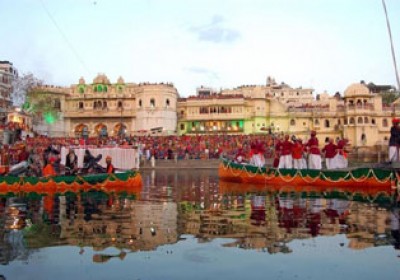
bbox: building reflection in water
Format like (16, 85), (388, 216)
(0, 169), (399, 264)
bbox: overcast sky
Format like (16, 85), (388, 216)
(1, 0), (399, 96)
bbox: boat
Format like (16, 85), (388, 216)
(0, 170), (142, 194)
(219, 158), (398, 193)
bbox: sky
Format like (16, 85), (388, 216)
(1, 0), (399, 97)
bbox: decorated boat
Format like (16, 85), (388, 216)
(219, 158), (398, 192)
(0, 170), (142, 194)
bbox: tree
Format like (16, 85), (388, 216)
(11, 73), (42, 107)
(379, 90), (400, 105)
(24, 89), (61, 126)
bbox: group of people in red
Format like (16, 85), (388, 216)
(239, 131), (350, 170)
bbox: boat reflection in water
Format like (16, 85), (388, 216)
(0, 169), (399, 267)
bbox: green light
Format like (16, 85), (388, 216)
(44, 112), (56, 124)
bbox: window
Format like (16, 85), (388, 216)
(79, 87), (84, 94)
(290, 119), (296, 126)
(315, 119), (320, 125)
(364, 117), (369, 124)
(150, 98), (155, 108)
(180, 123), (185, 130)
(103, 101), (107, 109)
(357, 117), (363, 124)
(361, 133), (367, 145)
(166, 99), (170, 108)
(325, 120), (330, 128)
(117, 100), (123, 108)
(139, 99), (142, 108)
(53, 99), (61, 110)
(78, 102), (84, 109)
(349, 117), (355, 124)
(383, 118), (388, 127)
(371, 118), (376, 125)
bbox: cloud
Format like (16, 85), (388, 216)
(185, 66), (220, 81)
(189, 15), (240, 43)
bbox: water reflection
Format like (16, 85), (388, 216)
(0, 169), (399, 266)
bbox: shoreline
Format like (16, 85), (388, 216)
(140, 159), (220, 170)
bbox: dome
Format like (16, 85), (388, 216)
(344, 83), (371, 98)
(93, 73), (110, 84)
(117, 76), (125, 84)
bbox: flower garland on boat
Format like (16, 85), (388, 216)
(221, 159), (395, 185)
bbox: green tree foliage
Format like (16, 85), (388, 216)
(25, 89), (60, 124)
(379, 91), (400, 105)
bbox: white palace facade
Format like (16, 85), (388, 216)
(28, 74), (399, 148)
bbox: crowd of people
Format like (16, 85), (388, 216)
(0, 129), (356, 177)
(234, 131), (350, 170)
(5, 118), (400, 176)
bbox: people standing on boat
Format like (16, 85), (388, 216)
(27, 148), (43, 177)
(272, 136), (281, 168)
(306, 130), (322, 170)
(234, 148), (246, 164)
(42, 157), (57, 176)
(322, 138), (338, 169)
(106, 155), (115, 174)
(389, 118), (400, 163)
(292, 136), (305, 169)
(276, 134), (293, 169)
(335, 138), (349, 168)
(65, 149), (78, 175)
(250, 140), (265, 168)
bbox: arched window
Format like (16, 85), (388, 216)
(150, 98), (155, 108)
(97, 100), (102, 108)
(357, 117), (363, 124)
(166, 99), (170, 108)
(93, 101), (97, 109)
(349, 117), (355, 124)
(383, 118), (388, 127)
(315, 119), (320, 125)
(371, 118), (376, 125)
(344, 118), (348, 125)
(103, 86), (108, 92)
(290, 119), (296, 126)
(79, 87), (84, 94)
(364, 117), (369, 124)
(78, 102), (84, 109)
(361, 133), (367, 145)
(325, 119), (330, 128)
(97, 85), (103, 92)
(117, 100), (123, 108)
(138, 99), (142, 108)
(103, 101), (107, 109)
(180, 123), (185, 130)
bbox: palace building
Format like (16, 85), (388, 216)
(177, 78), (398, 147)
(28, 74), (398, 148)
(30, 74), (178, 137)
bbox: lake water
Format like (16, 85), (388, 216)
(1, 169), (400, 280)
